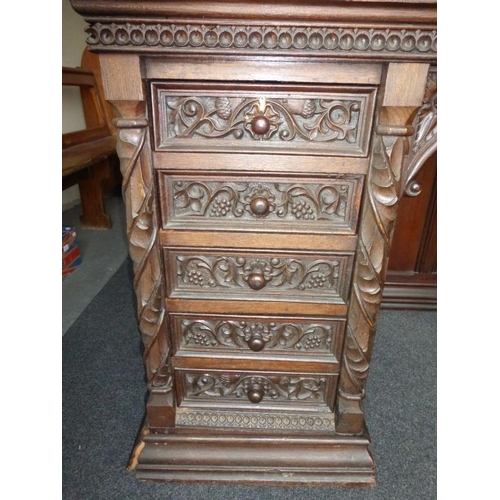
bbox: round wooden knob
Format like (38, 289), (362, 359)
(251, 115), (270, 135)
(247, 336), (266, 352)
(247, 384), (264, 403)
(247, 273), (267, 290)
(250, 196), (270, 216)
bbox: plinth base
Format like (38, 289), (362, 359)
(132, 427), (375, 487)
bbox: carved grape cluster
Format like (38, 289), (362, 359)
(210, 197), (232, 217)
(304, 335), (323, 350)
(187, 270), (205, 286)
(188, 330), (210, 346)
(304, 274), (327, 289)
(291, 200), (315, 220)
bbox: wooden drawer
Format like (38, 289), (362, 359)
(159, 172), (363, 235)
(175, 368), (337, 412)
(165, 248), (354, 304)
(152, 82), (377, 156)
(170, 313), (344, 363)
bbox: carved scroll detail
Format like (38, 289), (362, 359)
(114, 115), (171, 391)
(180, 318), (334, 353)
(183, 372), (327, 403)
(403, 69), (437, 196)
(175, 254), (343, 294)
(86, 22), (436, 59)
(166, 96), (361, 143)
(171, 180), (350, 222)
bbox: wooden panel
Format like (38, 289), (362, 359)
(382, 63), (429, 107)
(171, 356), (337, 374)
(387, 151), (436, 271)
(383, 150), (437, 310)
(71, 1), (437, 24)
(99, 53), (143, 101)
(170, 313), (344, 364)
(165, 248), (354, 305)
(160, 230), (358, 252)
(146, 58), (382, 85)
(153, 151), (370, 175)
(151, 82), (377, 156)
(166, 298), (348, 317)
(158, 172), (364, 235)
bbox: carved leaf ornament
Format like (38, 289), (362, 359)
(172, 180), (349, 222)
(166, 96), (361, 143)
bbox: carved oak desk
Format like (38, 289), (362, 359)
(70, 0), (437, 486)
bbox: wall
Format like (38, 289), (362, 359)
(62, 0), (88, 210)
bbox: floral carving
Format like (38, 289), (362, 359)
(183, 372), (327, 403)
(179, 318), (334, 353)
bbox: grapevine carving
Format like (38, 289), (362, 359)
(166, 95), (361, 144)
(174, 254), (344, 295)
(171, 179), (350, 223)
(180, 318), (334, 353)
(184, 372), (327, 402)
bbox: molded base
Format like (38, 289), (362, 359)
(133, 427), (375, 486)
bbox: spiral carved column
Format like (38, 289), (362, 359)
(336, 67), (437, 434)
(112, 103), (175, 436)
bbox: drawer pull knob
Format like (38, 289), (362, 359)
(247, 336), (266, 352)
(250, 115), (270, 136)
(247, 384), (264, 404)
(249, 196), (270, 216)
(247, 273), (267, 290)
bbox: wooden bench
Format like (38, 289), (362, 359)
(62, 48), (118, 229)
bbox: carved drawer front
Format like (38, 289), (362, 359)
(159, 173), (363, 234)
(170, 313), (344, 362)
(165, 249), (353, 304)
(175, 368), (337, 412)
(152, 82), (377, 156)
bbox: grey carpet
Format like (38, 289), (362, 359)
(63, 258), (436, 499)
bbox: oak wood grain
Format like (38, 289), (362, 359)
(69, 0), (437, 486)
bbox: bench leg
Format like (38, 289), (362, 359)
(78, 159), (112, 229)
